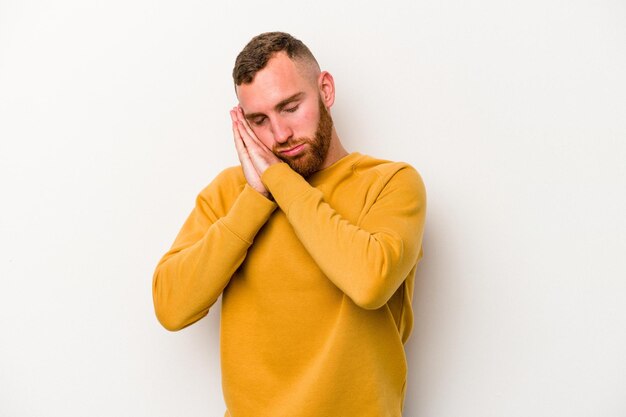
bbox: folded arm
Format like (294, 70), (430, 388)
(262, 163), (426, 309)
(152, 176), (276, 331)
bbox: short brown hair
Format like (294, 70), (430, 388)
(233, 32), (319, 86)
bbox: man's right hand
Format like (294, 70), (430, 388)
(230, 108), (271, 199)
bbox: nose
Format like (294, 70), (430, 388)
(269, 117), (293, 144)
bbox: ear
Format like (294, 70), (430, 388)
(317, 71), (335, 108)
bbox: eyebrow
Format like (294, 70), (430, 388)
(244, 92), (305, 121)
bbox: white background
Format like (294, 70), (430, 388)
(1, 0), (625, 416)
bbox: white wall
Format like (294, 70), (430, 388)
(1, 0), (625, 416)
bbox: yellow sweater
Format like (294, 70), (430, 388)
(153, 152), (426, 417)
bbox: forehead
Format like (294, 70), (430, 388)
(236, 53), (315, 112)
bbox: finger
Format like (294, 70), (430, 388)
(230, 110), (244, 143)
(235, 121), (267, 161)
(233, 123), (263, 179)
(234, 120), (252, 149)
(236, 107), (259, 142)
(235, 107), (272, 154)
(232, 119), (249, 160)
(231, 109), (251, 146)
(236, 120), (273, 161)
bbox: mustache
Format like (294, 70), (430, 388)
(273, 138), (312, 154)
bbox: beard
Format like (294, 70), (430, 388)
(272, 97), (333, 178)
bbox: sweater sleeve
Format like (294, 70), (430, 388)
(261, 162), (426, 310)
(152, 174), (277, 331)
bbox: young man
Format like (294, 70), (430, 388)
(153, 32), (426, 417)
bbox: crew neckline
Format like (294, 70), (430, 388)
(307, 152), (363, 185)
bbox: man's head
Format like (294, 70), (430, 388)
(233, 32), (320, 86)
(233, 32), (337, 177)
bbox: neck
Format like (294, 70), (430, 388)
(321, 128), (349, 170)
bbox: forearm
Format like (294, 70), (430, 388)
(262, 163), (426, 310)
(153, 185), (276, 330)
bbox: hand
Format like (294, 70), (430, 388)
(230, 106), (281, 198)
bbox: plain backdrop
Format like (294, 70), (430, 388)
(1, 0), (625, 416)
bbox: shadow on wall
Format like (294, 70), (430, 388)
(403, 214), (448, 414)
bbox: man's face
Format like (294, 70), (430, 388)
(236, 53), (333, 177)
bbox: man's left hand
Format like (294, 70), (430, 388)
(231, 106), (281, 177)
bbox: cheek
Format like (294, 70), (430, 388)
(295, 106), (319, 134)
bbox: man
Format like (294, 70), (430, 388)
(153, 32), (426, 417)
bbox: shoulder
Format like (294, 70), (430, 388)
(196, 165), (247, 212)
(353, 153), (425, 194)
(211, 165), (246, 186)
(198, 166), (245, 193)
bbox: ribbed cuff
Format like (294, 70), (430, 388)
(261, 163), (312, 213)
(220, 184), (277, 243)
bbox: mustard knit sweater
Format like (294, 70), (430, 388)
(153, 152), (426, 417)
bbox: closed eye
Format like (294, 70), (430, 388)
(283, 105), (299, 113)
(251, 117), (267, 126)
